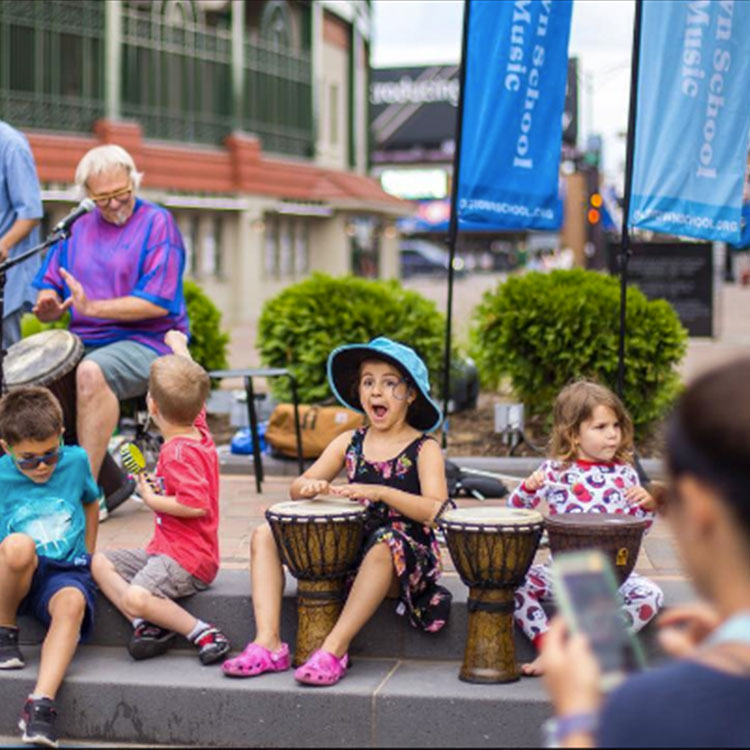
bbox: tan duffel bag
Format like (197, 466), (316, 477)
(265, 403), (365, 459)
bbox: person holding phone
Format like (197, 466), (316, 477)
(507, 380), (662, 675)
(542, 359), (750, 748)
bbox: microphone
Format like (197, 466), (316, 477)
(53, 198), (95, 234)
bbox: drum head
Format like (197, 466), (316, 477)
(441, 506), (543, 528)
(545, 512), (649, 530)
(5, 330), (83, 388)
(267, 498), (365, 520)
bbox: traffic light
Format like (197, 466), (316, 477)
(588, 192), (602, 224)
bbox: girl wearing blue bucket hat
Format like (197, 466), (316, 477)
(223, 337), (452, 687)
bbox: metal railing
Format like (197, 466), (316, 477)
(0, 0), (105, 133)
(1, 1), (314, 157)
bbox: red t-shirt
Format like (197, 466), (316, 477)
(146, 408), (220, 583)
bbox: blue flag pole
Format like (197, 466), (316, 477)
(441, 0), (472, 448)
(617, 0), (643, 399)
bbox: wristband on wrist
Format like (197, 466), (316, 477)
(542, 712), (598, 748)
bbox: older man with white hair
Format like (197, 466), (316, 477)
(32, 144), (189, 514)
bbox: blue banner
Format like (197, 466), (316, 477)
(456, 0), (573, 231)
(629, 0), (750, 243)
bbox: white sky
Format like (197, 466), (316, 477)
(371, 0), (635, 185)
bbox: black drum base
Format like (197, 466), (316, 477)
(99, 452), (135, 513)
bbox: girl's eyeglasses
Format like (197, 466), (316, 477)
(9, 438), (63, 470)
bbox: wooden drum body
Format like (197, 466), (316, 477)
(266, 499), (366, 667)
(441, 507), (543, 684)
(545, 513), (649, 586)
(5, 330), (83, 433)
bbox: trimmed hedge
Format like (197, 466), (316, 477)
(470, 269), (687, 433)
(257, 273), (447, 403)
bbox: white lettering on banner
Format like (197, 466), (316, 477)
(505, 1), (533, 92)
(695, 0), (734, 180)
(512, 0), (552, 170)
(681, 1), (709, 97)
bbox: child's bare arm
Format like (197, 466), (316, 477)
(84, 497), (99, 553)
(137, 475), (207, 518)
(164, 330), (191, 359)
(289, 430), (350, 499)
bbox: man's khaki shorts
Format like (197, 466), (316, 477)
(104, 548), (208, 599)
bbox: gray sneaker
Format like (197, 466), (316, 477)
(0, 625), (24, 669)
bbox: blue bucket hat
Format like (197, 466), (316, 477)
(327, 337), (443, 433)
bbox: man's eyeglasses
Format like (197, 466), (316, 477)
(9, 438), (63, 470)
(89, 183), (133, 208)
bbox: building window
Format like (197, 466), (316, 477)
(349, 216), (380, 279)
(213, 216), (224, 279)
(187, 215), (200, 278)
(264, 215), (311, 278)
(294, 220), (309, 275)
(264, 215), (279, 278)
(329, 83), (339, 146)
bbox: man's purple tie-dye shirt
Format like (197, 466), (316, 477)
(33, 199), (189, 355)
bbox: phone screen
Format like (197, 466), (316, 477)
(553, 552), (645, 687)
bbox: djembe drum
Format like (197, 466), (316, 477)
(4, 330), (133, 511)
(545, 513), (649, 585)
(440, 506), (544, 683)
(266, 499), (367, 666)
(4, 329), (83, 431)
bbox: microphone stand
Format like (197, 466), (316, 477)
(0, 226), (69, 394)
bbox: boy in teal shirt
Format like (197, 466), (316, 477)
(0, 386), (99, 748)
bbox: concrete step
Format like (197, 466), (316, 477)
(0, 646), (552, 748)
(17, 571), (696, 665)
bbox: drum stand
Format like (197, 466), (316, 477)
(0, 228), (69, 393)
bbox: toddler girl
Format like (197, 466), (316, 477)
(508, 380), (663, 675)
(223, 337), (452, 686)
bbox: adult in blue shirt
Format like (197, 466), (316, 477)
(0, 120), (43, 348)
(541, 358), (750, 748)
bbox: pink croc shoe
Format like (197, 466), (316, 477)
(294, 649), (349, 686)
(222, 642), (291, 678)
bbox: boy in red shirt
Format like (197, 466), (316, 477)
(91, 331), (229, 664)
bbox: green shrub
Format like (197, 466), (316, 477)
(257, 273), (447, 403)
(22, 282), (229, 376)
(183, 279), (229, 373)
(470, 269), (687, 434)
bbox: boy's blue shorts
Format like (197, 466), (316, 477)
(18, 554), (96, 641)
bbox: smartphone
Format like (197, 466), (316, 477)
(551, 550), (646, 691)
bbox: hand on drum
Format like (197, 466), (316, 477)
(625, 485), (656, 511)
(33, 290), (73, 322)
(329, 482), (379, 504)
(297, 478), (332, 498)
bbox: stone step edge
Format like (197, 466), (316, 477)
(0, 646), (552, 748)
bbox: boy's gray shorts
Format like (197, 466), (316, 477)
(84, 340), (159, 401)
(104, 548), (208, 599)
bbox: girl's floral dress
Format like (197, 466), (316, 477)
(345, 427), (451, 632)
